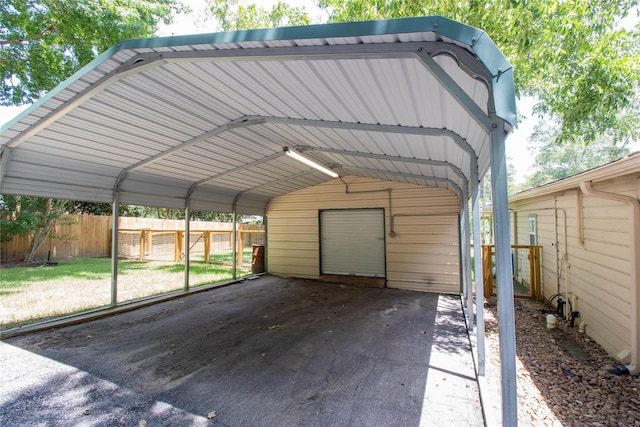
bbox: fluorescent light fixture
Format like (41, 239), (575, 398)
(284, 147), (338, 178)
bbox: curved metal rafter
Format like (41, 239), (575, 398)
(113, 116), (266, 192)
(250, 115), (479, 179)
(2, 40), (494, 152)
(415, 49), (493, 131)
(332, 164), (463, 200)
(107, 114), (479, 201)
(0, 148), (13, 187)
(295, 145), (468, 192)
(259, 116), (480, 202)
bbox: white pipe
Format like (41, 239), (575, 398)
(564, 253), (570, 320)
(554, 198), (560, 295)
(576, 190), (585, 248)
(580, 181), (640, 375)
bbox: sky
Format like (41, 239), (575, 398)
(1, 1), (635, 184)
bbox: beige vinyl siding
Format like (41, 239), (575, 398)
(511, 177), (636, 358)
(387, 214), (460, 292)
(266, 176), (460, 293)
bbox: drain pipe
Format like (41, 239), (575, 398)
(576, 190), (585, 248)
(580, 181), (640, 375)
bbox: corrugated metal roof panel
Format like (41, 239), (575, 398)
(1, 16), (515, 214)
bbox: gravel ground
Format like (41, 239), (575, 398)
(484, 297), (640, 427)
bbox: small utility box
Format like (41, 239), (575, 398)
(252, 245), (265, 274)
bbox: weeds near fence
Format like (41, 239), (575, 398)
(0, 256), (252, 329)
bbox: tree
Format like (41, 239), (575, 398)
(312, 0), (639, 146)
(204, 0), (312, 32)
(524, 121), (631, 188)
(1, 0), (183, 260)
(1, 0), (184, 106)
(0, 196), (68, 261)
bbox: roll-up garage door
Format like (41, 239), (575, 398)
(320, 209), (385, 277)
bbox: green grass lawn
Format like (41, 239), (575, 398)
(0, 256), (252, 330)
(192, 248), (255, 265)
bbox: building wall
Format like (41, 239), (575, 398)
(510, 176), (638, 359)
(266, 176), (461, 293)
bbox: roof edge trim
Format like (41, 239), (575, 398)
(510, 152), (640, 201)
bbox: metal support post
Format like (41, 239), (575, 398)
(472, 178), (486, 376)
(110, 193), (120, 307)
(232, 204), (238, 280)
(462, 193), (473, 325)
(184, 201), (190, 291)
(490, 121), (517, 426)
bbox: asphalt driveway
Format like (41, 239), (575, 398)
(1, 276), (483, 426)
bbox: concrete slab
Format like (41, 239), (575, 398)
(421, 296), (484, 426)
(1, 276), (483, 426)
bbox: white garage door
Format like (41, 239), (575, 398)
(320, 209), (386, 277)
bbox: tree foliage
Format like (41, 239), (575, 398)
(524, 122), (631, 188)
(0, 196), (68, 261)
(313, 0), (639, 146)
(204, 0), (312, 32)
(1, 0), (184, 259)
(0, 0), (184, 106)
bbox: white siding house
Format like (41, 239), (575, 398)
(267, 176), (461, 294)
(509, 153), (640, 371)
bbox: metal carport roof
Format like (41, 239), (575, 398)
(0, 16), (514, 214)
(0, 15), (518, 424)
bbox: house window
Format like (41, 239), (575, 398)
(528, 214), (537, 246)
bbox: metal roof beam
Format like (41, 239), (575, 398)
(112, 114), (479, 200)
(254, 115), (478, 166)
(257, 116), (479, 200)
(156, 41), (493, 93)
(1, 42), (492, 151)
(163, 41), (417, 62)
(415, 49), (493, 132)
(334, 164), (463, 199)
(0, 148), (13, 187)
(114, 116), (266, 191)
(113, 114), (478, 199)
(296, 145), (468, 191)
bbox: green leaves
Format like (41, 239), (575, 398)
(204, 0), (311, 32)
(0, 0), (183, 106)
(0, 196), (65, 243)
(524, 121), (631, 188)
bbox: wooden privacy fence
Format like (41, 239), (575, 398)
(117, 228), (264, 266)
(1, 215), (264, 264)
(1, 214), (112, 261)
(482, 244), (542, 300)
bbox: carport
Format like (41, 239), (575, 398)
(0, 16), (517, 424)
